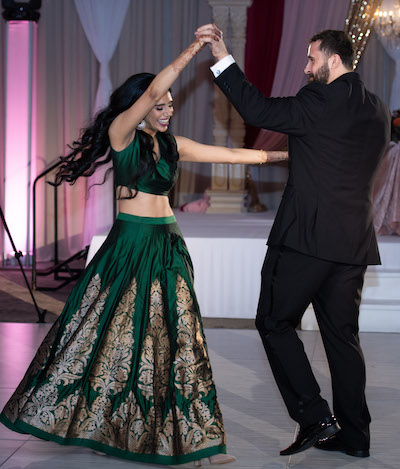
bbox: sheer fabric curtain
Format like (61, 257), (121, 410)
(74, 0), (130, 245)
(244, 0), (284, 148)
(34, 0), (98, 261)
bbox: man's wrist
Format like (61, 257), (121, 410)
(210, 54), (235, 77)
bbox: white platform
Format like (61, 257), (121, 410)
(87, 212), (400, 332)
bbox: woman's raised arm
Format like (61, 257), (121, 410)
(109, 36), (219, 149)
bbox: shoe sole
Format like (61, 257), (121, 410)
(315, 445), (369, 458)
(345, 449), (370, 458)
(281, 423), (340, 456)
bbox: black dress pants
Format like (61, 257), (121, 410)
(255, 246), (370, 450)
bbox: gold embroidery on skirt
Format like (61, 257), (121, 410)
(174, 274), (225, 450)
(138, 278), (170, 402)
(89, 277), (137, 395)
(56, 273), (103, 354)
(4, 274), (225, 456)
(70, 278), (138, 440)
(5, 274), (110, 434)
(175, 274), (213, 398)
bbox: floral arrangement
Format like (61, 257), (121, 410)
(391, 109), (400, 142)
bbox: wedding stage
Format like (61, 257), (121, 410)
(87, 211), (400, 333)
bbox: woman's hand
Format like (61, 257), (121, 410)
(195, 23), (228, 62)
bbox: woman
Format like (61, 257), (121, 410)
(0, 33), (267, 466)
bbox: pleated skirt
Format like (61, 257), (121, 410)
(0, 213), (226, 465)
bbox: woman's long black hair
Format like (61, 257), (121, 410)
(54, 73), (178, 196)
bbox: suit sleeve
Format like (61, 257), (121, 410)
(214, 63), (327, 137)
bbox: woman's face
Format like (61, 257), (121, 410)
(144, 92), (174, 134)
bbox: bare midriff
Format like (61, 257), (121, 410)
(117, 186), (173, 218)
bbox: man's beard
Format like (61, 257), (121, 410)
(308, 61), (330, 84)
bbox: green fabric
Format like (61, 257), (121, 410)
(111, 132), (178, 196)
(0, 215), (226, 465)
(116, 212), (176, 224)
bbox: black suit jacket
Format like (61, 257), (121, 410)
(215, 64), (390, 265)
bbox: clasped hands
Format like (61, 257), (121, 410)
(195, 23), (229, 62)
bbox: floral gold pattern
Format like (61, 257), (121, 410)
(138, 278), (170, 402)
(2, 272), (225, 460)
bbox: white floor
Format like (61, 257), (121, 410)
(0, 323), (399, 469)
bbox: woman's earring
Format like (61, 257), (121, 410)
(136, 120), (146, 130)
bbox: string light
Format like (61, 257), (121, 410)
(344, 0), (383, 68)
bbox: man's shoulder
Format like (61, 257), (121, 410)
(298, 73), (363, 104)
(332, 72), (388, 109)
(297, 81), (329, 97)
(296, 82), (329, 110)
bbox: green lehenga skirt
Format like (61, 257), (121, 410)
(0, 213), (226, 465)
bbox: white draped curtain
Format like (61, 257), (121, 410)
(74, 0), (130, 246)
(33, 0), (98, 262)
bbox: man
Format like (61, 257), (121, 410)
(196, 26), (390, 458)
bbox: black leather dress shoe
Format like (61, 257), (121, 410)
(280, 415), (340, 456)
(314, 434), (369, 458)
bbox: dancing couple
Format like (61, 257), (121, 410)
(1, 22), (389, 466)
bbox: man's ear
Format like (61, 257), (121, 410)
(330, 53), (341, 69)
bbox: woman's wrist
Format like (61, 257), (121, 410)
(259, 149), (267, 164)
(172, 40), (203, 73)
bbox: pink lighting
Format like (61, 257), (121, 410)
(4, 21), (37, 262)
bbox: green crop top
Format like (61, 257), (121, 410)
(110, 132), (179, 196)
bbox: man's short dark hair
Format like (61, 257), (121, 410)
(310, 30), (354, 69)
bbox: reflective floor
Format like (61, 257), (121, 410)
(0, 323), (399, 468)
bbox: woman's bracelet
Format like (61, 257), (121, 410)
(259, 149), (267, 164)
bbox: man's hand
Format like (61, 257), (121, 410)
(195, 23), (229, 62)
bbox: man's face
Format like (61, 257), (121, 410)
(304, 40), (330, 84)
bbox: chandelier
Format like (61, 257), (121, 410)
(374, 0), (400, 46)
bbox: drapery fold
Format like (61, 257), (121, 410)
(74, 0), (130, 113)
(244, 0), (284, 148)
(74, 0), (130, 246)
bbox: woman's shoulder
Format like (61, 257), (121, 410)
(110, 132), (139, 155)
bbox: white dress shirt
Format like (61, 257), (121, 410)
(210, 54), (236, 77)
